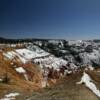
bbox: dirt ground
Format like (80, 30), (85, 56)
(23, 72), (100, 100)
(0, 70), (100, 100)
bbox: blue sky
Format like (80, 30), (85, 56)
(0, 0), (100, 39)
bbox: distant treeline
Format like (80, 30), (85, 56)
(0, 37), (64, 44)
(93, 39), (100, 43)
(0, 37), (48, 44)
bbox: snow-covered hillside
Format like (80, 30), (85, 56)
(3, 39), (100, 72)
(3, 44), (68, 71)
(32, 39), (100, 68)
(79, 49), (100, 65)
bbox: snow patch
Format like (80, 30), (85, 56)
(76, 72), (100, 97)
(15, 67), (26, 73)
(0, 78), (3, 82)
(15, 67), (29, 80)
(1, 93), (20, 100)
(24, 74), (29, 81)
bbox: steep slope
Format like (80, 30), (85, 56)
(0, 52), (43, 99)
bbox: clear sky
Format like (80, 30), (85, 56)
(0, 0), (100, 39)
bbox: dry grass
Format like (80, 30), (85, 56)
(26, 72), (100, 100)
(0, 52), (43, 99)
(87, 70), (100, 82)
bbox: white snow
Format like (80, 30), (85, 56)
(15, 67), (26, 73)
(3, 52), (14, 60)
(0, 78), (3, 82)
(1, 93), (20, 100)
(88, 65), (94, 71)
(68, 40), (83, 46)
(64, 70), (72, 75)
(76, 72), (100, 97)
(16, 45), (49, 60)
(24, 74), (29, 81)
(5, 93), (19, 98)
(34, 55), (67, 70)
(3, 45), (68, 72)
(79, 49), (100, 65)
(3, 51), (27, 63)
(15, 67), (29, 80)
(4, 46), (50, 64)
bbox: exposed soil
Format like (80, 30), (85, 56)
(25, 72), (100, 100)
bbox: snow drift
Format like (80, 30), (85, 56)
(76, 72), (100, 97)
